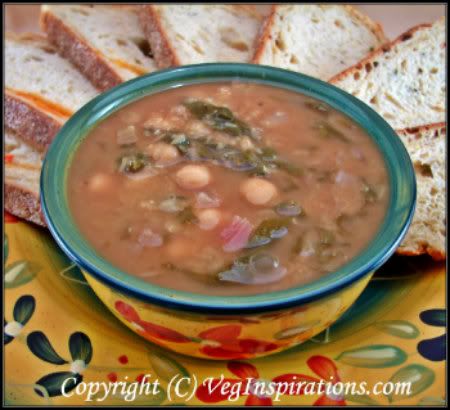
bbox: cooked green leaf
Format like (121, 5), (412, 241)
(247, 218), (290, 248)
(274, 200), (303, 217)
(305, 100), (331, 115)
(184, 99), (253, 137)
(315, 121), (351, 143)
(177, 206), (199, 224)
(117, 152), (148, 173)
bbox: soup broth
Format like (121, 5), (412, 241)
(68, 82), (389, 296)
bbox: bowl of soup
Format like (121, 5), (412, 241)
(41, 63), (415, 359)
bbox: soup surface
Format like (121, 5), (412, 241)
(68, 82), (389, 296)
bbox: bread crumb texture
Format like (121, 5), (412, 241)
(332, 18), (446, 130)
(397, 124), (446, 260)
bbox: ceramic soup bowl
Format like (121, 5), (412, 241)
(41, 64), (416, 360)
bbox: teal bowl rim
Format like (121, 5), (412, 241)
(40, 63), (416, 314)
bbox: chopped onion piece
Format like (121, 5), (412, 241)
(159, 195), (188, 213)
(274, 200), (302, 217)
(351, 147), (365, 160)
(137, 229), (163, 248)
(195, 191), (221, 208)
(221, 216), (253, 252)
(335, 170), (357, 185)
(117, 125), (137, 145)
(248, 253), (287, 283)
(218, 253), (287, 285)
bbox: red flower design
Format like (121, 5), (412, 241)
(297, 355), (346, 406)
(196, 361), (305, 406)
(4, 154), (14, 164)
(115, 301), (191, 343)
(198, 325), (280, 359)
(4, 211), (19, 223)
(195, 356), (346, 406)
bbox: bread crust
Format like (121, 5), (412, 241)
(138, 5), (181, 68)
(40, 8), (123, 91)
(6, 31), (49, 45)
(252, 5), (387, 64)
(251, 5), (276, 64)
(397, 246), (445, 261)
(343, 5), (387, 44)
(396, 122), (446, 261)
(5, 91), (62, 153)
(329, 22), (433, 84)
(4, 183), (46, 227)
(397, 122), (446, 139)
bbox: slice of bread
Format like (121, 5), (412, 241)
(139, 5), (263, 68)
(40, 5), (157, 91)
(5, 129), (46, 226)
(5, 33), (98, 152)
(330, 18), (445, 130)
(252, 5), (386, 80)
(396, 123), (446, 260)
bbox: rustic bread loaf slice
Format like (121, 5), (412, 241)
(396, 123), (446, 260)
(139, 5), (263, 68)
(40, 5), (157, 91)
(252, 5), (386, 80)
(330, 18), (445, 130)
(5, 130), (46, 226)
(5, 33), (98, 152)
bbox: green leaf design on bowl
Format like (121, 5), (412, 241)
(345, 393), (380, 405)
(387, 364), (435, 402)
(148, 350), (190, 383)
(416, 396), (446, 406)
(274, 320), (320, 340)
(59, 264), (89, 286)
(27, 331), (68, 365)
(69, 332), (93, 365)
(375, 320), (420, 339)
(336, 345), (407, 368)
(4, 260), (41, 288)
(13, 295), (35, 325)
(419, 309), (446, 327)
(34, 372), (81, 397)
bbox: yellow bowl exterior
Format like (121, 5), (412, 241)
(84, 272), (373, 360)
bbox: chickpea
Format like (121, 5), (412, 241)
(88, 173), (112, 193)
(186, 120), (210, 135)
(164, 220), (182, 233)
(197, 209), (221, 230)
(240, 177), (278, 206)
(147, 143), (179, 166)
(169, 105), (189, 118)
(239, 136), (255, 151)
(166, 237), (196, 259)
(175, 164), (211, 190)
(143, 116), (171, 130)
